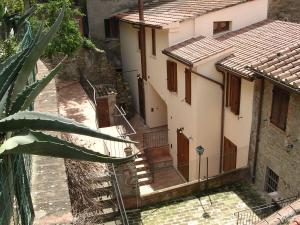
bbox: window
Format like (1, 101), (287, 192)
(104, 18), (119, 38)
(185, 68), (191, 104)
(152, 29), (156, 56)
(265, 167), (279, 193)
(270, 86), (290, 130)
(228, 74), (241, 115)
(167, 60), (177, 92)
(213, 21), (230, 34)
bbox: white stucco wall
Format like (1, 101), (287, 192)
(168, 0), (268, 45)
(224, 79), (254, 169)
(119, 0), (267, 181)
(119, 22), (142, 112)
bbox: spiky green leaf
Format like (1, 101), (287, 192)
(10, 60), (64, 114)
(0, 131), (134, 164)
(0, 111), (136, 143)
(10, 7), (65, 103)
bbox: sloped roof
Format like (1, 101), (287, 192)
(115, 0), (251, 28)
(162, 36), (232, 66)
(250, 43), (300, 91)
(216, 20), (300, 79)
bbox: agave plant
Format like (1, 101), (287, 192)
(0, 6), (135, 164)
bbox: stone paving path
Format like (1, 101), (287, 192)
(128, 182), (266, 225)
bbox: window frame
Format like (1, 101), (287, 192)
(151, 29), (156, 56)
(185, 68), (191, 104)
(228, 74), (241, 115)
(104, 18), (119, 38)
(270, 86), (290, 131)
(264, 167), (279, 193)
(167, 60), (177, 92)
(213, 21), (231, 35)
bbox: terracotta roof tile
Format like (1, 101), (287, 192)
(115, 0), (251, 27)
(250, 43), (300, 91)
(217, 20), (300, 79)
(162, 36), (232, 66)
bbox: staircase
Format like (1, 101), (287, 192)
(135, 150), (153, 186)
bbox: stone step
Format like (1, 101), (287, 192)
(85, 208), (120, 223)
(149, 155), (173, 170)
(137, 170), (151, 179)
(135, 162), (149, 172)
(87, 176), (111, 184)
(90, 186), (114, 198)
(138, 176), (153, 186)
(134, 156), (147, 165)
(103, 220), (122, 225)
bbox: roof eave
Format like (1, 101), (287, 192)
(162, 50), (193, 67)
(248, 68), (300, 94)
(216, 63), (254, 81)
(118, 18), (163, 29)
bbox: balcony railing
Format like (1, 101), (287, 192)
(143, 128), (168, 149)
(235, 195), (298, 225)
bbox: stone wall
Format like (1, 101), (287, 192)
(253, 80), (300, 199)
(52, 47), (115, 83)
(269, 0), (300, 23)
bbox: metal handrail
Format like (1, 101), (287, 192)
(103, 141), (129, 225)
(113, 104), (136, 138)
(234, 195), (298, 225)
(79, 70), (97, 108)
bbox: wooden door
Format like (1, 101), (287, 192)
(177, 130), (189, 181)
(96, 97), (110, 128)
(138, 78), (145, 120)
(223, 137), (237, 172)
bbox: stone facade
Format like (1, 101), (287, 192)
(250, 79), (300, 199)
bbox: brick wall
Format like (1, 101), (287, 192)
(252, 80), (300, 199)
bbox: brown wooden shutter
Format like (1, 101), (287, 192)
(152, 29), (156, 56)
(271, 87), (290, 130)
(185, 68), (191, 104)
(230, 75), (241, 115)
(167, 60), (177, 92)
(173, 62), (177, 92)
(167, 60), (172, 91)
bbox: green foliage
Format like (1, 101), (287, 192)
(31, 0), (83, 57)
(0, 37), (18, 62)
(82, 37), (96, 50)
(2, 0), (24, 14)
(0, 7), (135, 164)
(0, 131), (134, 164)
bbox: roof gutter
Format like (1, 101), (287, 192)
(247, 67), (300, 94)
(216, 63), (254, 81)
(162, 50), (193, 67)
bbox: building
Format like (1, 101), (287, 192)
(113, 0), (300, 186)
(249, 44), (300, 199)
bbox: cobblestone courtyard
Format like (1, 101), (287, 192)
(128, 182), (265, 225)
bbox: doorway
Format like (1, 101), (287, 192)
(223, 137), (237, 172)
(177, 130), (189, 181)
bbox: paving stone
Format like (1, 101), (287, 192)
(127, 181), (266, 225)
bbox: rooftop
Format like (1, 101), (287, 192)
(115, 0), (250, 28)
(250, 43), (300, 92)
(162, 36), (232, 66)
(216, 20), (300, 79)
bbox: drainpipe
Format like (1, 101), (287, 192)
(190, 69), (225, 174)
(252, 78), (264, 183)
(219, 71), (226, 173)
(138, 0), (147, 80)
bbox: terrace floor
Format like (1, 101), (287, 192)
(128, 181), (266, 225)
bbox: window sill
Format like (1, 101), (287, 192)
(104, 37), (119, 41)
(213, 30), (231, 38)
(269, 121), (286, 135)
